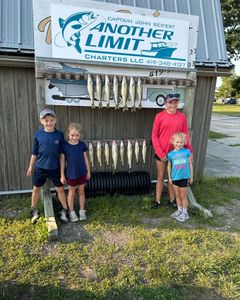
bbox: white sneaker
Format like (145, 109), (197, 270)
(31, 208), (40, 224)
(79, 209), (87, 221)
(69, 211), (79, 223)
(176, 211), (189, 222)
(171, 209), (182, 219)
(59, 209), (68, 223)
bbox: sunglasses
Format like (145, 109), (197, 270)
(166, 93), (180, 99)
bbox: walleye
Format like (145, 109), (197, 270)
(97, 141), (102, 167)
(104, 142), (110, 165)
(87, 74), (95, 108)
(105, 75), (111, 108)
(121, 76), (128, 111)
(137, 78), (143, 109)
(142, 140), (147, 164)
(113, 75), (119, 109)
(58, 12), (98, 54)
(127, 140), (132, 171)
(112, 140), (118, 170)
(129, 77), (136, 112)
(96, 75), (102, 108)
(135, 140), (139, 164)
(120, 140), (125, 166)
(88, 142), (94, 167)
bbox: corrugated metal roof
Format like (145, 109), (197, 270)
(0, 0), (33, 52)
(0, 0), (230, 67)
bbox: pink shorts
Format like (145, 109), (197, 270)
(67, 175), (87, 186)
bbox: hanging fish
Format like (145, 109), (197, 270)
(142, 140), (147, 164)
(129, 77), (136, 112)
(127, 140), (132, 171)
(135, 140), (140, 164)
(112, 140), (118, 170)
(97, 141), (102, 167)
(96, 74), (102, 108)
(105, 74), (111, 108)
(120, 140), (125, 166)
(87, 74), (95, 109)
(121, 76), (128, 111)
(113, 75), (119, 109)
(104, 142), (110, 166)
(88, 142), (94, 167)
(137, 77), (143, 109)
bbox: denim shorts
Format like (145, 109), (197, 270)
(33, 167), (63, 187)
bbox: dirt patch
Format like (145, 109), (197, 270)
(212, 198), (240, 231)
(58, 222), (93, 243)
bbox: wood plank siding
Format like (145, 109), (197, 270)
(0, 67), (216, 192)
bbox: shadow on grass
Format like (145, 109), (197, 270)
(0, 281), (227, 300)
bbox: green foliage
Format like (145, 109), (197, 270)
(0, 178), (240, 299)
(216, 75), (240, 99)
(221, 0), (240, 59)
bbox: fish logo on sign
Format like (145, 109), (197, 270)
(54, 11), (98, 54)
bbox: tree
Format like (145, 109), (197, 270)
(216, 74), (240, 98)
(221, 0), (240, 59)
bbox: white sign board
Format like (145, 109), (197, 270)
(51, 4), (189, 69)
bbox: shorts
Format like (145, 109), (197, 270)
(154, 154), (167, 162)
(33, 167), (63, 187)
(172, 179), (188, 187)
(67, 175), (87, 186)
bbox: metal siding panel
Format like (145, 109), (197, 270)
(162, 0), (177, 12)
(149, 0), (163, 10)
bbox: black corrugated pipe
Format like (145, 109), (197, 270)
(85, 171), (150, 197)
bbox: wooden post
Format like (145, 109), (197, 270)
(41, 179), (58, 239)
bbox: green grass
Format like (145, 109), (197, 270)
(208, 130), (230, 139)
(0, 178), (240, 300)
(212, 103), (240, 117)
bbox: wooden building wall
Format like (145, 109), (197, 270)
(0, 66), (216, 192)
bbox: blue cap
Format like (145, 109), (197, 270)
(39, 108), (56, 119)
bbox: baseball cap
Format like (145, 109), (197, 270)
(165, 93), (180, 102)
(39, 108), (56, 119)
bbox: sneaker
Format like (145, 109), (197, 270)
(168, 199), (177, 207)
(171, 209), (182, 219)
(59, 209), (69, 223)
(151, 202), (161, 209)
(69, 211), (79, 223)
(175, 211), (189, 222)
(79, 209), (87, 221)
(31, 208), (40, 224)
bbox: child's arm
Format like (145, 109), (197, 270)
(188, 156), (193, 185)
(84, 152), (91, 180)
(60, 153), (66, 184)
(27, 155), (37, 177)
(167, 161), (173, 185)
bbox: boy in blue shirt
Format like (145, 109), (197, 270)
(167, 132), (193, 222)
(27, 108), (68, 223)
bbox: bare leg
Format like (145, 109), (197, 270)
(66, 186), (76, 211)
(179, 187), (188, 209)
(78, 184), (86, 210)
(173, 185), (182, 208)
(55, 186), (68, 209)
(155, 160), (167, 203)
(31, 186), (41, 208)
(168, 181), (175, 202)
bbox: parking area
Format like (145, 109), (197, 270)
(204, 113), (240, 177)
